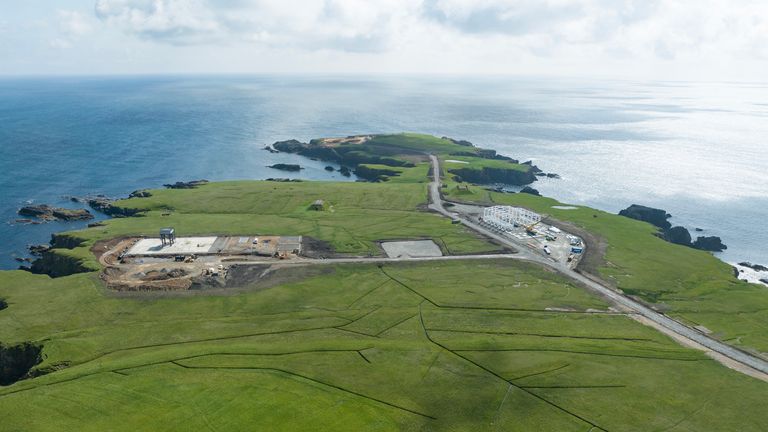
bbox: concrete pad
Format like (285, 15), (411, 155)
(127, 237), (218, 256)
(381, 240), (443, 258)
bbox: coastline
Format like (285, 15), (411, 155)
(9, 146), (768, 287)
(6, 134), (767, 290)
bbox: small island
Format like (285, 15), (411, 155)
(267, 163), (303, 172)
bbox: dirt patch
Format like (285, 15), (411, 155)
(223, 264), (335, 291)
(143, 268), (189, 281)
(0, 342), (43, 386)
(320, 135), (371, 146)
(213, 264), (271, 289)
(544, 216), (609, 284)
(184, 263), (335, 292)
(103, 266), (194, 292)
(108, 277), (193, 292)
(91, 236), (134, 262)
(301, 237), (348, 259)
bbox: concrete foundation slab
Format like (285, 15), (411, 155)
(381, 240), (443, 258)
(127, 237), (218, 256)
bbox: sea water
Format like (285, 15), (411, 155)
(1, 75), (766, 270)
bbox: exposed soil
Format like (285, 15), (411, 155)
(544, 216), (609, 284)
(211, 264), (271, 289)
(0, 342), (43, 386)
(91, 236), (135, 262)
(191, 264), (335, 292)
(143, 268), (189, 281)
(301, 236), (345, 259)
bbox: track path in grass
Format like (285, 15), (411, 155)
(427, 154), (768, 380)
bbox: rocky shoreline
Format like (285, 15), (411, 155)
(17, 205), (93, 222)
(5, 137), (765, 288)
(733, 262), (768, 286)
(618, 204), (727, 252)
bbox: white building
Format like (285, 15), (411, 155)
(482, 206), (541, 231)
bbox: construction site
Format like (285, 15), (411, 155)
(98, 229), (306, 291)
(438, 204), (584, 267)
(479, 205), (584, 266)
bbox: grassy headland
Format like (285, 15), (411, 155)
(0, 133), (766, 431)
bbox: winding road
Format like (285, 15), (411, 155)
(427, 154), (768, 378)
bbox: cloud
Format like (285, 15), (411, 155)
(73, 0), (768, 77)
(49, 10), (95, 50)
(95, 0), (221, 45)
(422, 0), (586, 36)
(94, 0), (415, 51)
(49, 37), (73, 49)
(59, 10), (94, 37)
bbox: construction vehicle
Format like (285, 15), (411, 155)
(525, 220), (541, 235)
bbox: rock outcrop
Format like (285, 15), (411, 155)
(87, 198), (141, 218)
(273, 140), (416, 169)
(442, 137), (474, 147)
(520, 186), (541, 196)
(664, 226), (693, 246)
(163, 180), (208, 189)
(447, 167), (537, 186)
(268, 164), (303, 172)
(0, 342), (42, 386)
(30, 251), (92, 277)
(354, 165), (401, 182)
(693, 236), (727, 252)
(619, 204), (728, 252)
(28, 244), (50, 256)
(739, 262), (768, 272)
(18, 205), (93, 222)
(128, 189), (152, 198)
(618, 205), (672, 230)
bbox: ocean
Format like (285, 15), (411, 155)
(1, 75), (766, 270)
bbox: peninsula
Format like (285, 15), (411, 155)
(1, 133), (767, 432)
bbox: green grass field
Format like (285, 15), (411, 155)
(1, 260), (767, 431)
(443, 155), (529, 172)
(1, 133), (766, 430)
(47, 179), (502, 272)
(442, 183), (768, 356)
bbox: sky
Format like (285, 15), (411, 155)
(1, 0), (767, 80)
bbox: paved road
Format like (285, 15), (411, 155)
(428, 155), (768, 376)
(225, 254), (521, 266)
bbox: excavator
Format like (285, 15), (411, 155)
(525, 220), (542, 236)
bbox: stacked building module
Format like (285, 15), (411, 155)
(483, 206), (541, 231)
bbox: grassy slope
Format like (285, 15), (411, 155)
(347, 133), (531, 180)
(443, 183), (768, 355)
(1, 262), (767, 431)
(443, 155), (529, 172)
(52, 179), (501, 270)
(1, 133), (766, 430)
